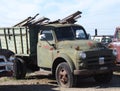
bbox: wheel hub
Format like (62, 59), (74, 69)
(59, 68), (68, 84)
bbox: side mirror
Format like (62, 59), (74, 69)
(39, 34), (46, 40)
(87, 33), (91, 39)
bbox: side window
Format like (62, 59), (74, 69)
(41, 30), (53, 41)
(76, 29), (86, 39)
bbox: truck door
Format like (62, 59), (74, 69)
(37, 29), (55, 68)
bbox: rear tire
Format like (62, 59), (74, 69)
(56, 62), (73, 88)
(13, 57), (26, 79)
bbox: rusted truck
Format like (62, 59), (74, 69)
(108, 26), (120, 68)
(0, 11), (116, 87)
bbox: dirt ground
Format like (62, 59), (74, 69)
(0, 71), (120, 91)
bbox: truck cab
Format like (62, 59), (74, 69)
(35, 23), (116, 87)
(37, 24), (88, 69)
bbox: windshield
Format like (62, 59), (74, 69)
(55, 26), (87, 41)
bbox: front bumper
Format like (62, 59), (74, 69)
(74, 68), (114, 76)
(0, 55), (13, 76)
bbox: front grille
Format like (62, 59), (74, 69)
(0, 66), (5, 70)
(0, 56), (7, 72)
(81, 49), (115, 69)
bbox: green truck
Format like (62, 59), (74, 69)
(0, 11), (116, 87)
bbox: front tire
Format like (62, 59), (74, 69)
(56, 62), (73, 88)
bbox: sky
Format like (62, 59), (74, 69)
(0, 0), (120, 35)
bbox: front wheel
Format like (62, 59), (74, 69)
(94, 71), (113, 83)
(56, 62), (73, 88)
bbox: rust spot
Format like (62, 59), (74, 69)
(75, 46), (79, 50)
(87, 41), (93, 46)
(43, 45), (49, 49)
(50, 48), (54, 50)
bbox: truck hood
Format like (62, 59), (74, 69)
(57, 40), (105, 51)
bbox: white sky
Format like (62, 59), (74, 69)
(0, 0), (120, 35)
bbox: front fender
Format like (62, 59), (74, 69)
(54, 53), (75, 72)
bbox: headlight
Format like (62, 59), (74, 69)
(112, 49), (117, 56)
(80, 52), (86, 59)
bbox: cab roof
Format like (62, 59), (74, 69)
(44, 23), (82, 27)
(36, 23), (84, 30)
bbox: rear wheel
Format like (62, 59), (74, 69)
(94, 71), (113, 83)
(56, 62), (73, 88)
(13, 57), (26, 79)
